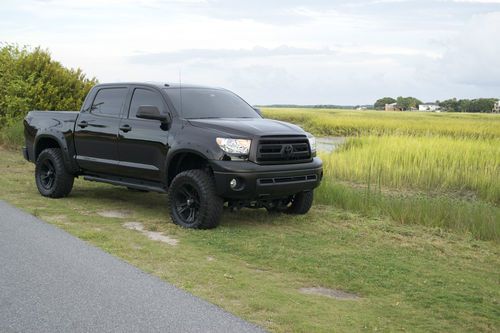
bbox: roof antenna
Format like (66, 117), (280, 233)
(179, 69), (183, 116)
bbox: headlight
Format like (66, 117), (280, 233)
(307, 135), (316, 153)
(216, 138), (251, 154)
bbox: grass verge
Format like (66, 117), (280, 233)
(1, 147), (499, 332)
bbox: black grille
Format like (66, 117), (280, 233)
(258, 174), (317, 185)
(256, 136), (311, 164)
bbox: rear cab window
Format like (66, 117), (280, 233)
(91, 88), (128, 117)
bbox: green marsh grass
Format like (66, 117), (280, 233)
(315, 181), (499, 241)
(263, 108), (500, 139)
(263, 108), (500, 240)
(324, 135), (500, 204)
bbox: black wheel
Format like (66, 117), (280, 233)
(265, 198), (291, 214)
(167, 169), (223, 229)
(266, 191), (314, 215)
(286, 190), (314, 214)
(35, 148), (74, 198)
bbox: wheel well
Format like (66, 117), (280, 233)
(35, 137), (61, 160)
(168, 152), (210, 185)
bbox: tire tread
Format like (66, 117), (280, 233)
(35, 148), (74, 198)
(167, 169), (223, 229)
(286, 191), (314, 215)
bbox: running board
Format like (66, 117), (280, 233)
(83, 175), (167, 193)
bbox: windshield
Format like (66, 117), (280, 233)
(164, 88), (260, 119)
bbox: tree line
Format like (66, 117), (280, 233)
(436, 98), (498, 113)
(374, 96), (498, 112)
(0, 44), (97, 127)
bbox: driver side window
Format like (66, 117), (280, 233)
(128, 88), (165, 119)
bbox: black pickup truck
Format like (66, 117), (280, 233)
(23, 83), (323, 228)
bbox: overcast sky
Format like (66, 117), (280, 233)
(1, 0), (499, 105)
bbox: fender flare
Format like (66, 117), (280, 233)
(34, 132), (78, 174)
(164, 148), (213, 184)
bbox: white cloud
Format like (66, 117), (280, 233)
(452, 0), (500, 3)
(433, 11), (500, 86)
(1, 0), (498, 104)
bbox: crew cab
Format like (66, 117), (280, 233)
(23, 83), (323, 228)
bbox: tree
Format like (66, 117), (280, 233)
(457, 99), (471, 113)
(396, 96), (422, 110)
(0, 44), (97, 126)
(437, 98), (499, 113)
(466, 99), (497, 113)
(374, 97), (396, 110)
(438, 98), (459, 112)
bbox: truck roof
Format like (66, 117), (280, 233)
(94, 82), (225, 90)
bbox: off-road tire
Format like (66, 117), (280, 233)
(286, 190), (314, 215)
(35, 148), (74, 198)
(265, 198), (291, 214)
(167, 169), (223, 229)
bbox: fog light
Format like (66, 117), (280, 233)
(230, 178), (238, 189)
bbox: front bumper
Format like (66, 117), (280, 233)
(211, 158), (323, 200)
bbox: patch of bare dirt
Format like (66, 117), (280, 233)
(299, 287), (360, 300)
(122, 222), (178, 246)
(97, 210), (132, 218)
(42, 214), (67, 223)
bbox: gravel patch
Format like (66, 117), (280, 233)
(123, 222), (178, 246)
(42, 214), (67, 223)
(97, 210), (132, 218)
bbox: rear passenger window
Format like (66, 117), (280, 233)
(91, 88), (128, 117)
(129, 88), (165, 119)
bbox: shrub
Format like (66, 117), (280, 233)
(0, 44), (97, 127)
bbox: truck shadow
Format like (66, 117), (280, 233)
(70, 182), (295, 228)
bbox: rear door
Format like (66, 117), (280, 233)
(74, 86), (128, 174)
(116, 86), (169, 181)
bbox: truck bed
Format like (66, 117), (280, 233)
(25, 110), (79, 124)
(24, 110), (79, 163)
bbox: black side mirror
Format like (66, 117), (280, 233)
(253, 107), (262, 117)
(136, 105), (169, 122)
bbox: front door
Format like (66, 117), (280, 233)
(116, 87), (169, 181)
(74, 87), (128, 174)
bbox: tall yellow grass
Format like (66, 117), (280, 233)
(322, 136), (500, 204)
(263, 108), (500, 139)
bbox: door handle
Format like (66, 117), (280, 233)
(119, 124), (132, 132)
(77, 120), (88, 128)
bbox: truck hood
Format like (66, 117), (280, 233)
(187, 118), (306, 138)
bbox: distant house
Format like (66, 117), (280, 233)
(418, 103), (441, 112)
(356, 106), (367, 110)
(385, 103), (402, 111)
(493, 101), (500, 113)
